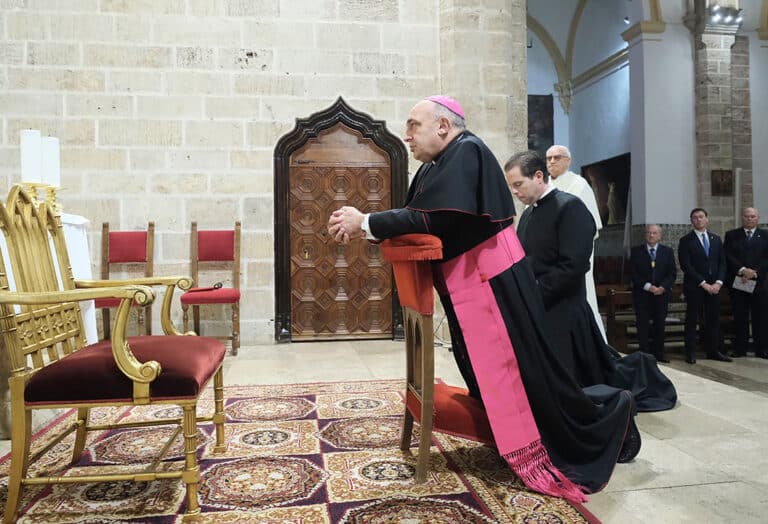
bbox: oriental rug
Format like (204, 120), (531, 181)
(0, 379), (600, 523)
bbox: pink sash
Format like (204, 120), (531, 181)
(436, 226), (587, 503)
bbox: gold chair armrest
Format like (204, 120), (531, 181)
(0, 286), (154, 306)
(75, 276), (193, 290)
(0, 286), (161, 401)
(76, 276), (194, 337)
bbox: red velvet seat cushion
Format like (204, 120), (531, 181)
(180, 287), (240, 305)
(94, 297), (142, 308)
(25, 336), (226, 405)
(406, 383), (495, 445)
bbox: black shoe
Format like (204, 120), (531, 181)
(656, 356), (670, 364)
(731, 352), (746, 358)
(708, 352), (732, 362)
(685, 357), (696, 364)
(756, 353), (768, 359)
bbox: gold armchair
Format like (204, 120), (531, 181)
(0, 185), (227, 523)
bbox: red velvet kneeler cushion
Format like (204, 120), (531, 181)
(25, 336), (226, 405)
(381, 234), (443, 315)
(406, 383), (495, 445)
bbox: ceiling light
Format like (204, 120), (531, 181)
(712, 13), (722, 22)
(623, 16), (630, 25)
(711, 5), (720, 12)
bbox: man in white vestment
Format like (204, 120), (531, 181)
(546, 145), (606, 340)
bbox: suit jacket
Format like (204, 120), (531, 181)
(723, 227), (768, 290)
(677, 230), (726, 292)
(630, 243), (676, 298)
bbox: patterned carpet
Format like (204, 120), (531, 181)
(0, 380), (599, 523)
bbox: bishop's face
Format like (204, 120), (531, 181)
(404, 101), (445, 163)
(505, 166), (546, 206)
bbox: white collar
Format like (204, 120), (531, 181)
(532, 184), (555, 207)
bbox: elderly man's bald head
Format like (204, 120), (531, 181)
(404, 99), (465, 163)
(645, 223), (662, 246)
(742, 207), (760, 229)
(546, 145), (572, 178)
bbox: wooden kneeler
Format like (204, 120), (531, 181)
(381, 234), (443, 483)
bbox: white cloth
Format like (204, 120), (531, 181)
(361, 213), (378, 241)
(551, 171), (603, 235)
(551, 171), (607, 341)
(61, 214), (97, 344)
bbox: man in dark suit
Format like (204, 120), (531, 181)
(724, 207), (768, 358)
(678, 208), (731, 363)
(630, 224), (676, 363)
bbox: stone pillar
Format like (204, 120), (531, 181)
(731, 36), (753, 211)
(690, 0), (749, 232)
(438, 0), (528, 160)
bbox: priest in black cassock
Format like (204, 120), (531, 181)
(328, 96), (639, 503)
(507, 150), (676, 412)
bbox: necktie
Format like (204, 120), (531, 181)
(746, 230), (752, 241)
(649, 247), (656, 261)
(701, 232), (710, 256)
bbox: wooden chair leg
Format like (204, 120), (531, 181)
(193, 305), (201, 337)
(71, 407), (90, 464)
(182, 304), (190, 333)
(415, 399), (433, 483)
(212, 368), (227, 453)
(5, 396), (31, 524)
(231, 302), (240, 356)
(101, 308), (111, 341)
(181, 404), (201, 521)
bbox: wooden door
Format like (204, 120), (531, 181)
(288, 123), (392, 340)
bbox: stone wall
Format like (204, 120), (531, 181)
(0, 1), (527, 344)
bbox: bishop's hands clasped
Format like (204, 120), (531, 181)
(328, 206), (365, 245)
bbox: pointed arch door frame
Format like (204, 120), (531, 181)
(273, 97), (409, 342)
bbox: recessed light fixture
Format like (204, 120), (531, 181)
(708, 5), (743, 26)
(623, 16), (630, 25)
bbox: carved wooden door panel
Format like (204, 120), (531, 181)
(289, 123), (392, 340)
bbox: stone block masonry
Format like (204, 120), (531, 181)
(0, 0), (526, 344)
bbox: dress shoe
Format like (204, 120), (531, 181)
(731, 352), (746, 358)
(708, 352), (732, 362)
(656, 355), (670, 364)
(685, 357), (696, 364)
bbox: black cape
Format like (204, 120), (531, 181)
(517, 189), (677, 412)
(405, 131), (515, 222)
